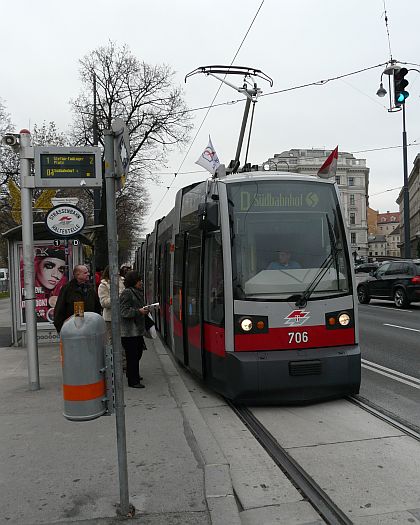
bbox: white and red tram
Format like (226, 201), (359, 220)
(137, 169), (361, 403)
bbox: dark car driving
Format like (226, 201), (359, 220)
(357, 259), (420, 308)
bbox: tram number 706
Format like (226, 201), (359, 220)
(288, 331), (309, 344)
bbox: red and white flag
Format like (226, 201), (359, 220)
(318, 146), (338, 179)
(196, 136), (220, 175)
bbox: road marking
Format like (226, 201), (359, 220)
(365, 304), (412, 313)
(383, 323), (420, 333)
(362, 359), (420, 389)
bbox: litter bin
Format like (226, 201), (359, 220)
(60, 312), (107, 421)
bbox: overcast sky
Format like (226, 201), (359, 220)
(1, 0), (420, 232)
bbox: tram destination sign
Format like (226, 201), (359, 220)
(34, 146), (102, 188)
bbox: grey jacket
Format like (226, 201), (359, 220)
(119, 286), (146, 337)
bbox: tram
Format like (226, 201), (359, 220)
(136, 168), (360, 403)
(135, 65), (360, 403)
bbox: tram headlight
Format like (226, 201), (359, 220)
(240, 318), (253, 332)
(338, 312), (350, 326)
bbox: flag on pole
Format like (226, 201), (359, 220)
(196, 136), (220, 175)
(318, 146), (338, 179)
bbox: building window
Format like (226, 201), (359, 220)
(350, 194), (355, 206)
(335, 176), (341, 185)
(351, 232), (356, 244)
(350, 212), (356, 225)
(349, 177), (355, 186)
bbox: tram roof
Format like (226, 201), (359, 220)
(219, 171), (335, 184)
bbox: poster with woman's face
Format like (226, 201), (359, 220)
(19, 243), (72, 326)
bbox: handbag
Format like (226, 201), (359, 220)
(144, 312), (157, 339)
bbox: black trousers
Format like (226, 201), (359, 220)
(121, 336), (144, 386)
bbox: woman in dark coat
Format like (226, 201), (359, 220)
(119, 271), (149, 388)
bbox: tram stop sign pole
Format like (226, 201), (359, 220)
(104, 124), (133, 517)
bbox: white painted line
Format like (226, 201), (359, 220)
(365, 304), (412, 313)
(383, 323), (420, 333)
(362, 359), (420, 385)
(362, 359), (420, 390)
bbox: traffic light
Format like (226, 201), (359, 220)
(394, 67), (409, 106)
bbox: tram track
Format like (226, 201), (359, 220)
(347, 394), (420, 441)
(227, 395), (419, 525)
(226, 401), (353, 525)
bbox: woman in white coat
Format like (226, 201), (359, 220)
(98, 266), (125, 364)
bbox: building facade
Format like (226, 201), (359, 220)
(368, 234), (387, 257)
(377, 211), (401, 257)
(263, 149), (369, 258)
(396, 153), (420, 258)
(367, 207), (378, 234)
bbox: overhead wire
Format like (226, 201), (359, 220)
(147, 61), (389, 223)
(382, 0), (393, 61)
(147, 0), (265, 224)
(144, 3), (414, 226)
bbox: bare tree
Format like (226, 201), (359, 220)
(31, 121), (68, 147)
(69, 41), (192, 265)
(0, 119), (71, 242)
(0, 100), (19, 262)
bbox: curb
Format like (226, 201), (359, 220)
(152, 337), (242, 525)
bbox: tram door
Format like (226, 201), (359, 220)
(173, 234), (186, 363)
(156, 243), (162, 333)
(184, 230), (204, 377)
(162, 241), (171, 346)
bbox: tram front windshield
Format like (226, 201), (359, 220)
(227, 180), (351, 300)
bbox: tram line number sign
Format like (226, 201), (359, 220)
(34, 146), (102, 188)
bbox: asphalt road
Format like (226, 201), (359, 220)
(358, 298), (420, 432)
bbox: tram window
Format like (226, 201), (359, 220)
(227, 180), (351, 299)
(186, 231), (202, 326)
(204, 233), (224, 325)
(145, 240), (155, 305)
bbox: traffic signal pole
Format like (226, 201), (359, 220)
(402, 105), (410, 258)
(377, 63), (413, 258)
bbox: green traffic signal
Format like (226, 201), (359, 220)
(397, 91), (409, 103)
(394, 67), (409, 106)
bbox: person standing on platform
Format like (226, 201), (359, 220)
(98, 265), (126, 366)
(53, 265), (101, 333)
(119, 270), (148, 389)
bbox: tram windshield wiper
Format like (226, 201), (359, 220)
(293, 215), (341, 309)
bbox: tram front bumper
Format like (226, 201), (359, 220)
(224, 345), (361, 404)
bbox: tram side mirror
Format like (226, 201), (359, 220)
(198, 202), (219, 231)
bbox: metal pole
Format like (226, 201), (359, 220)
(402, 105), (410, 258)
(104, 129), (131, 516)
(19, 130), (40, 390)
(63, 238), (70, 281)
(234, 96), (252, 167)
(93, 73), (101, 226)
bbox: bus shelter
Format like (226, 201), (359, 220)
(3, 222), (94, 346)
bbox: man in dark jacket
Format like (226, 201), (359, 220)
(54, 265), (101, 333)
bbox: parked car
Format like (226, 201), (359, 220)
(357, 259), (420, 308)
(355, 262), (379, 274)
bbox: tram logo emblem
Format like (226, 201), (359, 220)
(305, 192), (319, 207)
(284, 309), (310, 326)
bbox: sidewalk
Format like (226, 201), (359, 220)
(0, 334), (240, 525)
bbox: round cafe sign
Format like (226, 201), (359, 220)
(45, 204), (86, 238)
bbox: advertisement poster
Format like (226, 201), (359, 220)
(19, 243), (73, 326)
